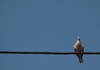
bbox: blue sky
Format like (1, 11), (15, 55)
(0, 0), (100, 70)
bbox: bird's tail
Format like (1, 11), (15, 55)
(79, 57), (83, 63)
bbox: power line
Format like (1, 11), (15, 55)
(0, 51), (100, 55)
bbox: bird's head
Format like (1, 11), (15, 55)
(77, 36), (80, 41)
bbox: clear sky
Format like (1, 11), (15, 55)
(0, 0), (100, 70)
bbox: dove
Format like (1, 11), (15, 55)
(73, 36), (84, 63)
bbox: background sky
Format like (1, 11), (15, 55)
(0, 0), (100, 70)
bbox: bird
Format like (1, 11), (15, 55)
(73, 36), (84, 63)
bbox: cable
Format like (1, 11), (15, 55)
(0, 51), (100, 55)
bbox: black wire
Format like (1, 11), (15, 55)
(0, 51), (100, 55)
